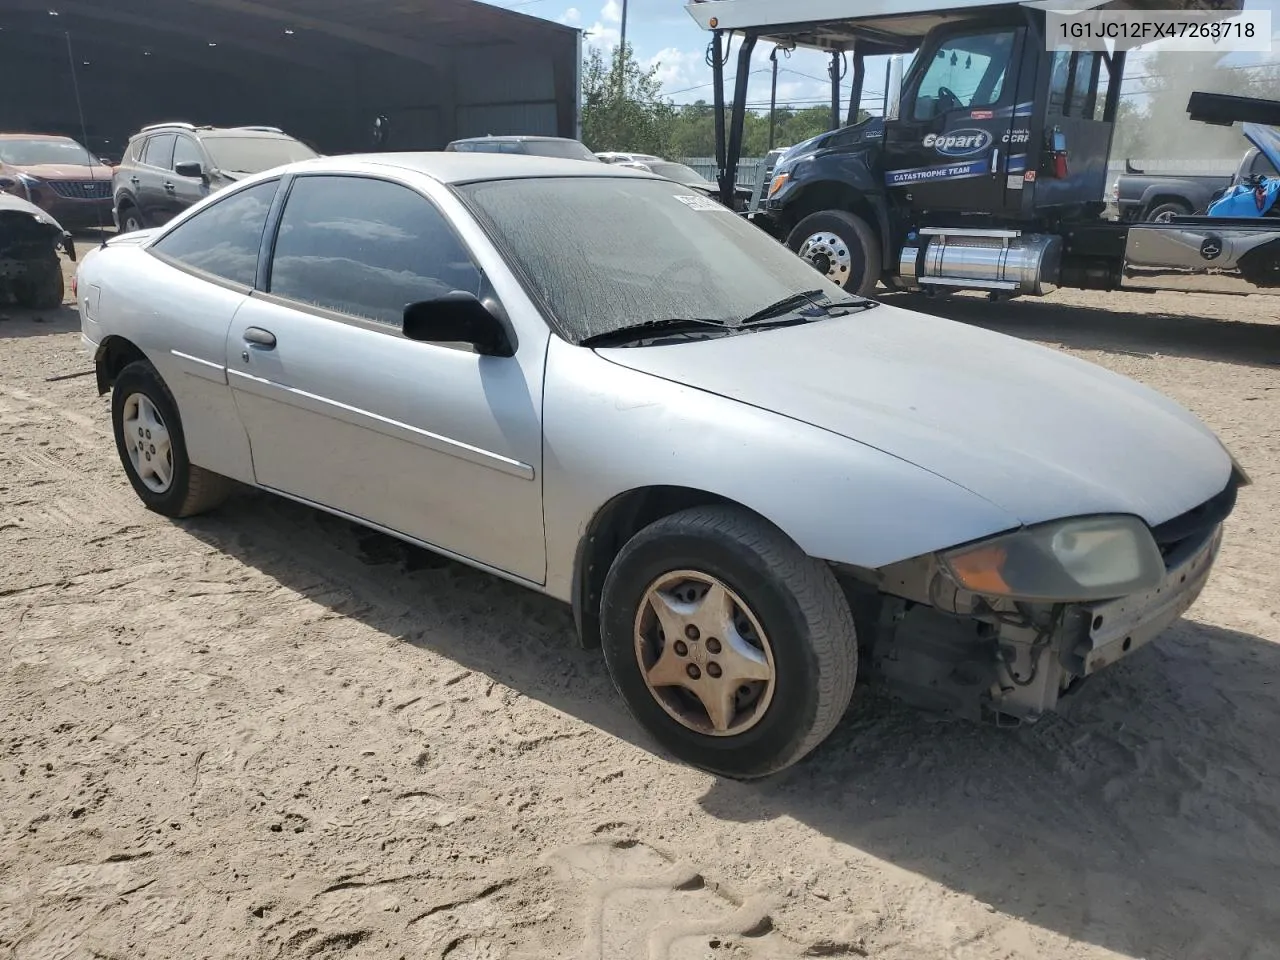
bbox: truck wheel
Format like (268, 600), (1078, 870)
(1145, 201), (1190, 223)
(12, 257), (64, 310)
(598, 505), (858, 780)
(786, 210), (882, 298)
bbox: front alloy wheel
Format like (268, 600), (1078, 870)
(635, 570), (776, 737)
(600, 505), (858, 779)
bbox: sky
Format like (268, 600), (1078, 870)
(480, 0), (1280, 116)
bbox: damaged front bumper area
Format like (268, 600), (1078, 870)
(0, 206), (75, 271)
(838, 477), (1240, 724)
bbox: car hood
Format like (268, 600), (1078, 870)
(6, 163), (106, 180)
(596, 302), (1233, 529)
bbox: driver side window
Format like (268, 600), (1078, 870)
(912, 30), (1017, 120)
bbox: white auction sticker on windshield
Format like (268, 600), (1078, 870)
(674, 193), (725, 212)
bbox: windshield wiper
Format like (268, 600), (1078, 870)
(580, 317), (732, 347)
(739, 289), (876, 326)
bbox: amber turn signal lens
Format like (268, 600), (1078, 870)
(944, 544), (1012, 595)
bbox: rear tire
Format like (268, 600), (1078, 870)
(1145, 200), (1190, 223)
(12, 257), (64, 310)
(786, 209), (882, 298)
(110, 360), (233, 518)
(598, 505), (858, 780)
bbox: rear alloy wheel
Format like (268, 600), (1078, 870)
(1145, 201), (1190, 224)
(111, 360), (233, 518)
(599, 505), (858, 779)
(12, 257), (64, 310)
(786, 209), (882, 298)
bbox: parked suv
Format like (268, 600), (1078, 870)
(112, 123), (317, 232)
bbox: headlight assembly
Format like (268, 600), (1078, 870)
(938, 515), (1166, 603)
(16, 173), (41, 199)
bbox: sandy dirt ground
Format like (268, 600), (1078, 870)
(1, 243), (1279, 960)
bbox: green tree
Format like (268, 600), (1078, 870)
(580, 42), (677, 156)
(665, 102), (867, 160)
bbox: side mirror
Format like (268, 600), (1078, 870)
(885, 54), (905, 121)
(402, 291), (516, 357)
(175, 161), (206, 181)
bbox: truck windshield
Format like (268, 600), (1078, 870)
(912, 30), (1015, 119)
(457, 176), (859, 344)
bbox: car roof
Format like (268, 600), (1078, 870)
(279, 151), (666, 185)
(0, 133), (80, 141)
(449, 135), (581, 144)
(196, 128), (296, 139)
(126, 125), (297, 141)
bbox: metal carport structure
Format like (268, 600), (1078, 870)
(0, 0), (582, 160)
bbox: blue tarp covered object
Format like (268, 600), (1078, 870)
(1206, 178), (1280, 218)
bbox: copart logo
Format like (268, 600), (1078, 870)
(924, 128), (993, 158)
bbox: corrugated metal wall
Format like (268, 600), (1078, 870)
(454, 50), (559, 140)
(0, 4), (580, 156)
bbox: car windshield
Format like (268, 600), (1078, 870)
(456, 176), (859, 343)
(201, 136), (317, 174)
(645, 161), (709, 184)
(0, 138), (99, 166)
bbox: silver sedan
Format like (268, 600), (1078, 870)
(74, 153), (1247, 779)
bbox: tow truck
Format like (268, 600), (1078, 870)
(684, 0), (1280, 300)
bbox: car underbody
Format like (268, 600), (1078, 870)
(837, 476), (1239, 724)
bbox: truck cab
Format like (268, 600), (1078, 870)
(746, 5), (1129, 296)
(687, 0), (1277, 301)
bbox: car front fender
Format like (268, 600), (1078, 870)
(540, 338), (1017, 602)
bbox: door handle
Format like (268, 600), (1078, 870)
(163, 182), (176, 191)
(243, 327), (277, 348)
(992, 147), (1001, 174)
(130, 176), (140, 184)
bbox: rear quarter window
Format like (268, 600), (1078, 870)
(148, 178), (280, 288)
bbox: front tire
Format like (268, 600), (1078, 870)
(117, 203), (145, 234)
(786, 209), (882, 298)
(599, 505), (858, 779)
(110, 360), (233, 518)
(12, 257), (64, 310)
